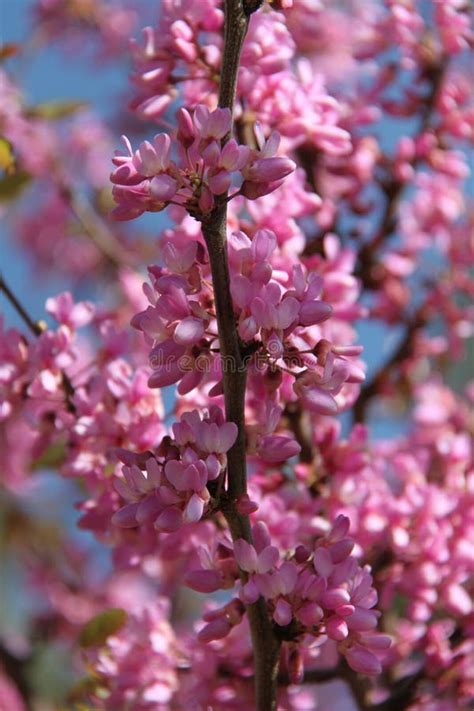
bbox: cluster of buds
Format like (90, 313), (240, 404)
(229, 229), (365, 415)
(110, 105), (295, 220)
(112, 406), (237, 532)
(187, 515), (391, 678)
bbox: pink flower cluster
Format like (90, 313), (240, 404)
(83, 601), (178, 710)
(128, 2), (352, 158)
(112, 406), (237, 532)
(110, 105), (295, 220)
(33, 0), (138, 59)
(229, 228), (365, 416)
(132, 221), (366, 428)
(188, 515), (390, 679)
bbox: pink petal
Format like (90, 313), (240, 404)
(320, 588), (351, 610)
(184, 493), (205, 523)
(259, 435), (301, 463)
(444, 584), (472, 616)
(217, 422), (238, 453)
(257, 545), (279, 574)
(345, 645), (382, 676)
(185, 569), (221, 593)
(313, 547), (333, 578)
(154, 506), (183, 532)
(273, 598), (293, 626)
(150, 174), (177, 201)
(234, 539), (258, 573)
(299, 300), (333, 326)
(302, 387), (339, 415)
(326, 616), (349, 641)
(329, 538), (354, 563)
(297, 601), (324, 627)
(174, 316), (204, 345)
(198, 618), (231, 643)
(111, 503), (139, 528)
(346, 607), (379, 631)
(277, 297), (300, 329)
(241, 578), (260, 604)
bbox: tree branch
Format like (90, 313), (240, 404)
(0, 646), (32, 711)
(283, 402), (315, 464)
(0, 272), (44, 336)
(370, 670), (424, 711)
(0, 273), (76, 412)
(201, 1), (280, 709)
(57, 182), (133, 269)
(353, 304), (428, 423)
(356, 56), (446, 289)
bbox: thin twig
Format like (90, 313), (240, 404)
(283, 402), (314, 464)
(0, 273), (44, 336)
(0, 273), (76, 412)
(356, 57), (446, 288)
(57, 182), (133, 269)
(353, 304), (428, 423)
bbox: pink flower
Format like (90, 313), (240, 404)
(110, 106), (294, 220)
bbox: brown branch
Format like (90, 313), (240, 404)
(370, 670), (424, 711)
(353, 305), (428, 423)
(0, 273), (44, 336)
(57, 182), (134, 269)
(201, 2), (280, 709)
(0, 646), (32, 710)
(356, 56), (446, 288)
(0, 273), (76, 412)
(283, 402), (314, 464)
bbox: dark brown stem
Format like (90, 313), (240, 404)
(0, 273), (76, 412)
(283, 402), (314, 464)
(370, 670), (424, 711)
(340, 665), (371, 711)
(356, 57), (446, 288)
(0, 272), (43, 336)
(218, 0), (250, 129)
(0, 646), (32, 710)
(202, 2), (281, 709)
(202, 207), (248, 503)
(354, 305), (428, 423)
(58, 182), (133, 269)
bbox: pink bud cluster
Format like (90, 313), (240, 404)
(34, 0), (138, 59)
(188, 515), (390, 679)
(110, 105), (295, 220)
(0, 292), (166, 503)
(112, 406), (237, 532)
(128, 2), (352, 158)
(132, 221), (365, 442)
(228, 228), (365, 416)
(83, 602), (178, 710)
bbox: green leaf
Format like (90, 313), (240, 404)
(67, 675), (108, 705)
(0, 136), (15, 173)
(0, 171), (31, 201)
(26, 100), (88, 120)
(79, 609), (127, 648)
(32, 440), (67, 471)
